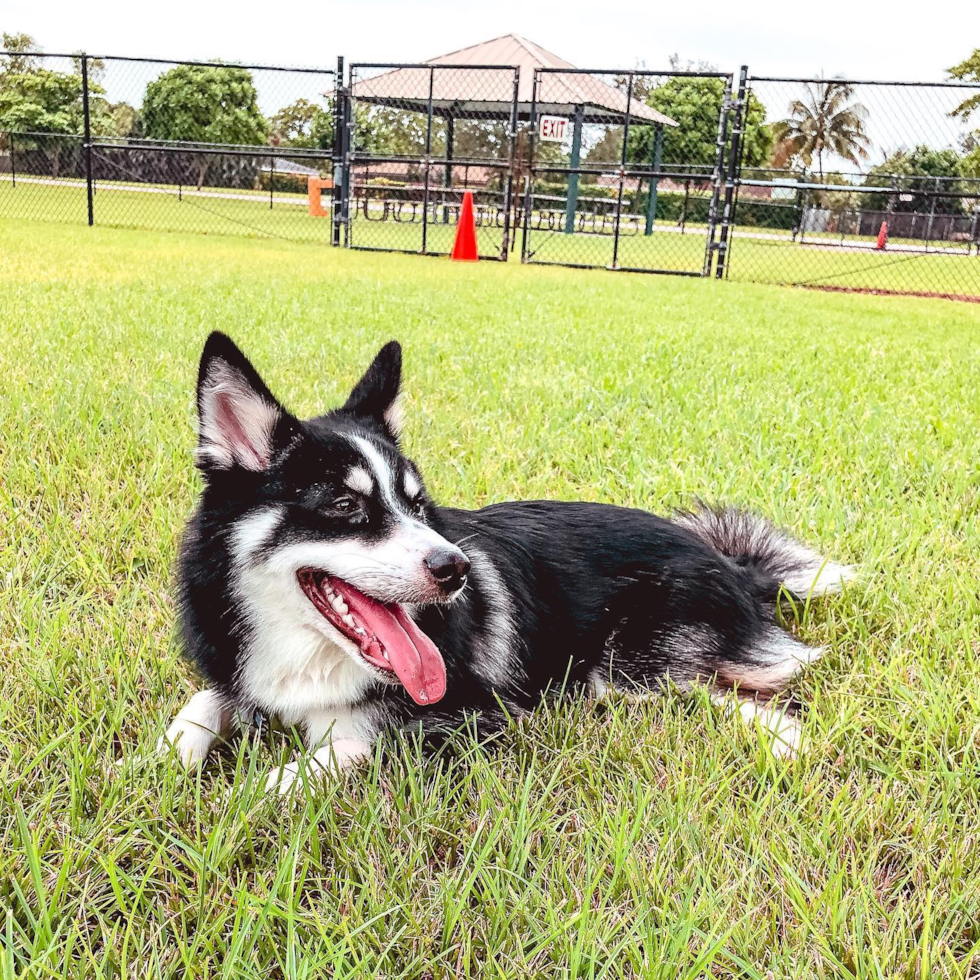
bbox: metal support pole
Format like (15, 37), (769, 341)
(925, 175), (939, 247)
(564, 103), (584, 235)
(715, 66), (747, 280)
(9, 132), (15, 188)
(421, 67), (435, 254)
(645, 123), (663, 236)
(269, 157), (274, 209)
(81, 55), (94, 227)
(521, 70), (540, 263)
(791, 170), (805, 242)
(971, 205), (980, 256)
(611, 74), (634, 269)
(502, 67), (520, 260)
(331, 56), (346, 248)
(442, 114), (454, 224)
(341, 67), (353, 246)
(703, 74), (732, 277)
(680, 180), (690, 233)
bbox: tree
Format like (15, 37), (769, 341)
(771, 79), (870, 176)
(269, 97), (333, 149)
(948, 50), (980, 177)
(142, 64), (267, 188)
(70, 52), (106, 85)
(859, 146), (965, 215)
(948, 49), (980, 123)
(0, 53), (111, 172)
(108, 101), (141, 138)
(1, 32), (40, 73)
(626, 75), (771, 173)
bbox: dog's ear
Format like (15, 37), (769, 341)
(341, 340), (403, 439)
(195, 332), (298, 474)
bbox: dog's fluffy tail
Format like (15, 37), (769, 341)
(674, 502), (855, 598)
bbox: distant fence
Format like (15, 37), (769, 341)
(2, 49), (979, 299)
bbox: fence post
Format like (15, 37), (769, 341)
(703, 74), (732, 276)
(443, 115), (454, 224)
(9, 131), (15, 188)
(81, 55), (95, 226)
(421, 66), (435, 255)
(611, 73), (634, 269)
(925, 175), (939, 246)
(331, 56), (346, 248)
(501, 66), (520, 260)
(521, 71), (540, 263)
(715, 65), (747, 280)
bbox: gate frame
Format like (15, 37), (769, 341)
(521, 66), (734, 277)
(344, 61), (521, 261)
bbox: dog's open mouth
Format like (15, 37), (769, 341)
(297, 569), (446, 706)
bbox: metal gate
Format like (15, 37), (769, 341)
(343, 62), (520, 259)
(521, 67), (733, 275)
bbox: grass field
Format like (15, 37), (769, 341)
(5, 176), (980, 297)
(3, 215), (980, 977)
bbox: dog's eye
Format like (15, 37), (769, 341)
(411, 495), (426, 516)
(330, 496), (362, 517)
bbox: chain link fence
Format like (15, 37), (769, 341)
(2, 47), (979, 300)
(1, 51), (340, 244)
(724, 72), (980, 299)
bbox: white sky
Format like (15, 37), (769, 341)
(5, 0), (979, 82)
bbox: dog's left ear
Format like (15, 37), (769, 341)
(341, 340), (403, 439)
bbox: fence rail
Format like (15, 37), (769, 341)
(2, 48), (979, 300)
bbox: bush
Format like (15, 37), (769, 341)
(257, 170), (319, 194)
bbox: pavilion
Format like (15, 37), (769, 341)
(343, 35), (678, 234)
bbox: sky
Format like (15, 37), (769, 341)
(5, 0), (979, 172)
(5, 0), (978, 82)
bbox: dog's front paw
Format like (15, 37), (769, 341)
(158, 722), (214, 769)
(158, 690), (231, 769)
(264, 759), (330, 795)
(264, 739), (371, 794)
(265, 760), (299, 794)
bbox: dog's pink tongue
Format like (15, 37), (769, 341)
(341, 586), (446, 705)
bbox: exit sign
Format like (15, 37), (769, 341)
(538, 115), (569, 142)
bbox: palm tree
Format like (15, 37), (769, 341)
(771, 79), (871, 176)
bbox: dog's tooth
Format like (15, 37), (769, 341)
(355, 627), (366, 635)
(332, 595), (348, 613)
(343, 613), (356, 627)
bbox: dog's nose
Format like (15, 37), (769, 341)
(424, 549), (470, 591)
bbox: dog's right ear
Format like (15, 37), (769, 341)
(195, 332), (298, 474)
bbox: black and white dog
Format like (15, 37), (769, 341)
(161, 333), (853, 790)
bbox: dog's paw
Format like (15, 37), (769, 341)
(157, 722), (213, 769)
(264, 759), (330, 795)
(264, 740), (371, 794)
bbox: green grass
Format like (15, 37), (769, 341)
(3, 216), (980, 978)
(6, 176), (980, 296)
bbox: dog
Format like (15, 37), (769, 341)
(160, 333), (853, 791)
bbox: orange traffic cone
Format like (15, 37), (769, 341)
(451, 191), (478, 262)
(876, 221), (888, 250)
